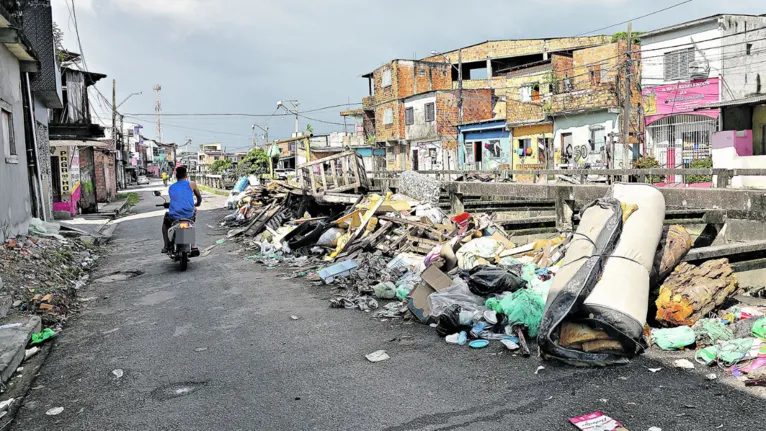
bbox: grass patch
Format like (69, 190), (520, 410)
(118, 192), (140, 206)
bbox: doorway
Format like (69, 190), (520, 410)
(473, 141), (483, 169)
(51, 156), (61, 202)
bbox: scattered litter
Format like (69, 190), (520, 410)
(535, 366), (545, 375)
(216, 238), (227, 245)
(290, 315), (299, 321)
(365, 350), (390, 362)
(500, 338), (520, 350)
(0, 399), (14, 412)
(648, 368), (662, 373)
(30, 328), (56, 345)
(648, 427), (662, 431)
(24, 347), (40, 360)
(469, 339), (489, 349)
(194, 347), (208, 352)
(706, 373), (717, 381)
(569, 411), (626, 431)
(46, 407), (64, 416)
(673, 359), (695, 369)
(112, 369), (124, 378)
(0, 323), (23, 330)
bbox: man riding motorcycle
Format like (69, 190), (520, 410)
(161, 166), (202, 255)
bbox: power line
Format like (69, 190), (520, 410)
(574, 0), (693, 36)
(124, 102), (362, 117)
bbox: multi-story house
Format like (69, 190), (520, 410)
(403, 89), (493, 171)
(641, 14), (766, 171)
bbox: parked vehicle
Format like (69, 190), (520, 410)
(137, 175), (150, 185)
(154, 191), (196, 271)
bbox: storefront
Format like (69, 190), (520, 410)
(643, 78), (720, 174)
(457, 120), (511, 171)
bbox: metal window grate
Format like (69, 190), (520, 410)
(405, 107), (414, 125)
(663, 48), (694, 81)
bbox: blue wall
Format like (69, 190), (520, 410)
(458, 121), (510, 169)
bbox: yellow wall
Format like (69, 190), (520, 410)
(511, 124), (553, 179)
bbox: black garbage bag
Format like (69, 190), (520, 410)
(467, 265), (525, 296)
(436, 304), (470, 337)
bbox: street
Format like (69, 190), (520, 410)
(10, 188), (766, 431)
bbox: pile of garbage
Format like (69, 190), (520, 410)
(222, 171), (765, 380)
(0, 219), (100, 326)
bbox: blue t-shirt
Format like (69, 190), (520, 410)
(168, 180), (195, 220)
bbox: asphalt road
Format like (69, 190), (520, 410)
(11, 187), (766, 430)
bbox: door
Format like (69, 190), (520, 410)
(474, 141), (483, 170)
(561, 133), (573, 168)
(411, 147), (419, 171)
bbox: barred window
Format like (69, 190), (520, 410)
(664, 48), (694, 80)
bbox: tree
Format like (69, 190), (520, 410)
(238, 147), (269, 175)
(612, 31), (645, 45)
(210, 159), (232, 173)
(305, 124), (314, 134)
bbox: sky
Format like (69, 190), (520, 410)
(51, 0), (765, 153)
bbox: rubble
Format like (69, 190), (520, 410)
(1, 222), (101, 326)
(221, 158), (766, 382)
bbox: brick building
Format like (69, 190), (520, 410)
(402, 89), (493, 171)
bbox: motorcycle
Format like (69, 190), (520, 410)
(154, 191), (196, 271)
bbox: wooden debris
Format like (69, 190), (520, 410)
(650, 225), (692, 287)
(655, 258), (738, 326)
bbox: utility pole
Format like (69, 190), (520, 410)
(153, 84), (163, 144)
(622, 23), (633, 179)
(111, 79), (121, 190)
(457, 48), (463, 176)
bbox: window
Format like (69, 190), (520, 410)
(425, 103), (435, 122)
(663, 48), (694, 80)
(531, 84), (541, 101)
(382, 69), (392, 87)
(519, 86), (532, 102)
(405, 107), (414, 125)
(383, 108), (393, 125)
(590, 126), (605, 152)
(758, 74), (762, 94)
(418, 68), (426, 77)
(518, 138), (532, 155)
(601, 67), (609, 83)
(747, 43), (754, 55)
(589, 65), (602, 86)
(1, 108), (15, 160)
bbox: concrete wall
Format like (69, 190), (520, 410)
(0, 45), (32, 240)
(553, 111), (619, 168)
(712, 146), (766, 188)
(720, 15), (766, 101)
(641, 20), (721, 88)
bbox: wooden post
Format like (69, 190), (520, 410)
(330, 161), (339, 188)
(319, 164), (327, 192)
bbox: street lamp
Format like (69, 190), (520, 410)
(252, 124), (269, 146)
(116, 91), (142, 109)
(276, 99), (300, 135)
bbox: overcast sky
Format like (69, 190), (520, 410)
(51, 0), (764, 152)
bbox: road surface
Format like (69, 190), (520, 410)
(11, 187), (766, 430)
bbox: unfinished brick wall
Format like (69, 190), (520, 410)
(422, 36), (610, 64)
(94, 150), (117, 202)
(371, 60), (452, 106)
(374, 100), (404, 142)
(435, 89), (493, 150)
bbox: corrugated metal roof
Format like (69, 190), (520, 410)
(51, 139), (112, 149)
(696, 94), (766, 109)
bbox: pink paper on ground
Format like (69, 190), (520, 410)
(569, 411), (624, 431)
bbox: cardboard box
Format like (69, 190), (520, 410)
(408, 265), (454, 323)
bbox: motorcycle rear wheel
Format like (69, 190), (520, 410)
(180, 251), (188, 271)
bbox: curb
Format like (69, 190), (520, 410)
(198, 185), (230, 197)
(0, 316), (41, 386)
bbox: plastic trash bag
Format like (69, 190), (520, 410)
(651, 326), (696, 350)
(467, 265), (525, 297)
(429, 279), (487, 317)
(316, 227), (345, 247)
(436, 304), (470, 337)
(487, 289), (545, 337)
(373, 282), (397, 299)
(456, 237), (506, 270)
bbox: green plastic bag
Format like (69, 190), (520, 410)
(499, 289), (545, 337)
(31, 328), (56, 345)
(651, 326), (696, 350)
(752, 317), (766, 338)
(373, 282), (396, 299)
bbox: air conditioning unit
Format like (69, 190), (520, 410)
(689, 61), (710, 80)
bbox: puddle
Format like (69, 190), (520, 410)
(93, 270), (144, 283)
(150, 381), (209, 401)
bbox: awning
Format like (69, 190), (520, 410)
(695, 94), (766, 110)
(51, 139), (113, 149)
